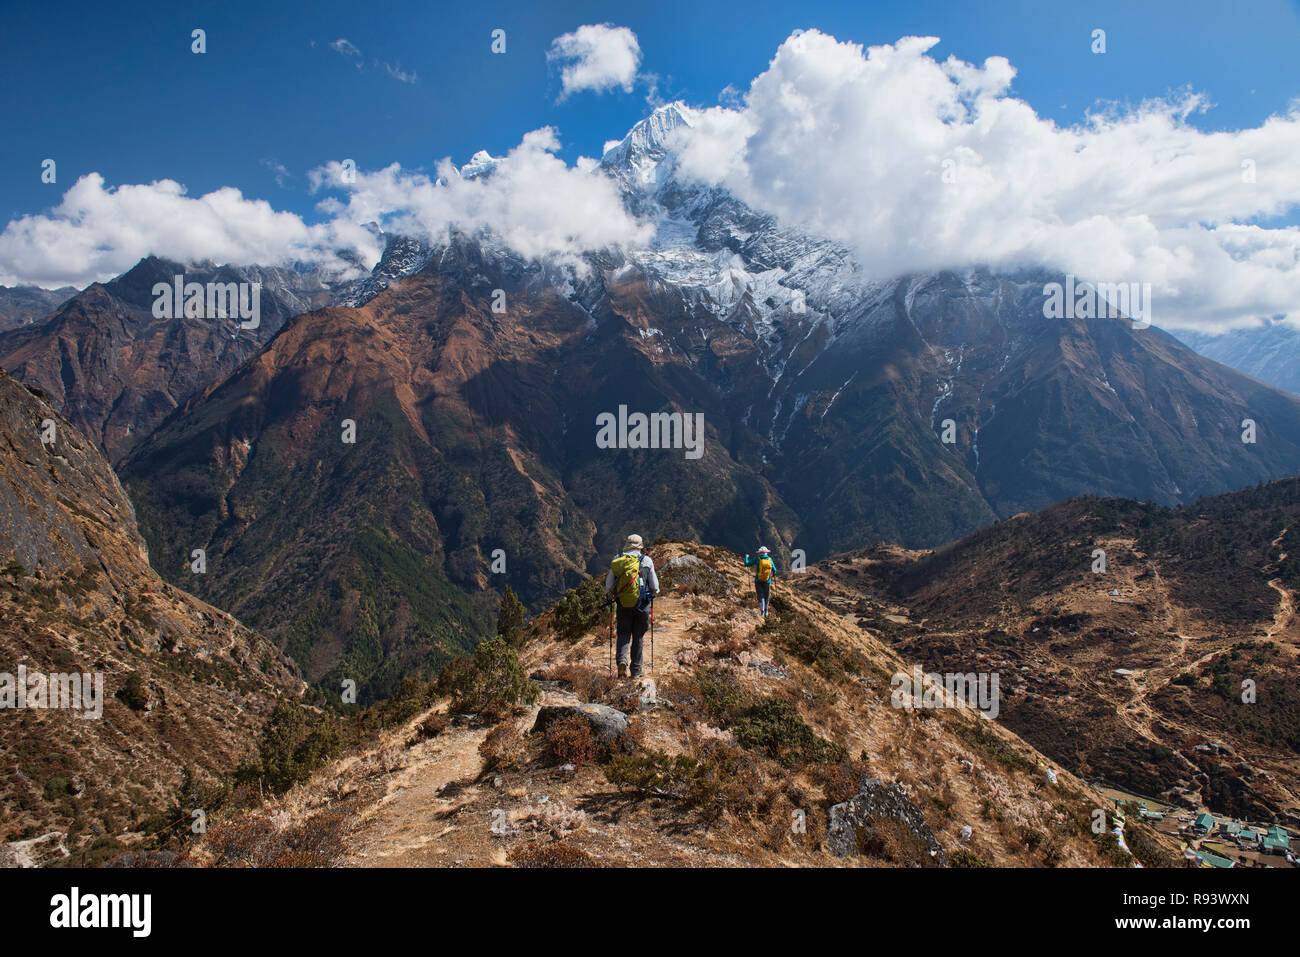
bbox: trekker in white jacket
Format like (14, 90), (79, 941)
(604, 533), (660, 678)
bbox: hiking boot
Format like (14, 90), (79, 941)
(617, 662), (629, 679)
(630, 667), (643, 679)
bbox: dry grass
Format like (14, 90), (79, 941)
(508, 840), (596, 868)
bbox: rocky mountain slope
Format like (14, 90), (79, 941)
(1175, 323), (1300, 397)
(121, 232), (1300, 703)
(177, 542), (1179, 868)
(0, 369), (303, 865)
(0, 257), (340, 464)
(590, 105), (1300, 543)
(0, 284), (78, 333)
(795, 478), (1300, 824)
(93, 103), (1300, 706)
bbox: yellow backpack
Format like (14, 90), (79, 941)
(756, 556), (774, 582)
(611, 553), (647, 609)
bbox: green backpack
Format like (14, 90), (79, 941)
(611, 553), (649, 609)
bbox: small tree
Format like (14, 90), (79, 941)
(552, 578), (605, 640)
(242, 699), (341, 795)
(497, 587), (525, 646)
(452, 636), (537, 718)
(118, 671), (149, 711)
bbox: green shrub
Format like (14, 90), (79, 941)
(552, 578), (607, 640)
(697, 667), (751, 725)
(118, 672), (149, 711)
(953, 721), (1033, 775)
(603, 750), (714, 803)
(444, 637), (537, 717)
(732, 698), (845, 767)
(950, 848), (992, 868)
(434, 655), (475, 699)
(759, 605), (866, 679)
(372, 675), (436, 727)
(238, 699), (341, 795)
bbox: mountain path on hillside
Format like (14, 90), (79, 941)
(1121, 642), (1224, 744)
(209, 541), (1201, 868)
(1265, 528), (1294, 644)
(569, 598), (766, 677)
(339, 722), (495, 866)
(337, 582), (769, 867)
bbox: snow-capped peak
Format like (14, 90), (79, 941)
(459, 149), (502, 180)
(600, 102), (694, 172)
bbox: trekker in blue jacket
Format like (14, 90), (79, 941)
(744, 546), (777, 616)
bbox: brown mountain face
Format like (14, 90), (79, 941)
(767, 271), (1300, 554)
(120, 241), (1300, 702)
(0, 257), (335, 465)
(0, 370), (302, 865)
(795, 479), (1300, 824)
(122, 245), (793, 702)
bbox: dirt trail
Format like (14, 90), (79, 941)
(1121, 641), (1223, 743)
(234, 540), (1186, 869)
(1267, 579), (1295, 638)
(340, 722), (495, 866)
(1264, 527), (1295, 644)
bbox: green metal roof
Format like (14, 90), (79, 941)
(1199, 851), (1236, 868)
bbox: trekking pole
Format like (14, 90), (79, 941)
(608, 603), (615, 678)
(650, 599), (655, 673)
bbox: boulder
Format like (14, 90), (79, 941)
(827, 778), (947, 865)
(532, 703), (628, 744)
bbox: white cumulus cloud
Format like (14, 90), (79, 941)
(6, 27), (1300, 335)
(548, 24), (641, 100)
(0, 174), (347, 288)
(310, 128), (651, 266)
(0, 130), (647, 287)
(672, 30), (1300, 332)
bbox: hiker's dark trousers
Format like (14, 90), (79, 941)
(615, 605), (649, 675)
(755, 579), (771, 604)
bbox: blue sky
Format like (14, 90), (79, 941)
(4, 0), (1300, 333)
(4, 0), (1300, 227)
